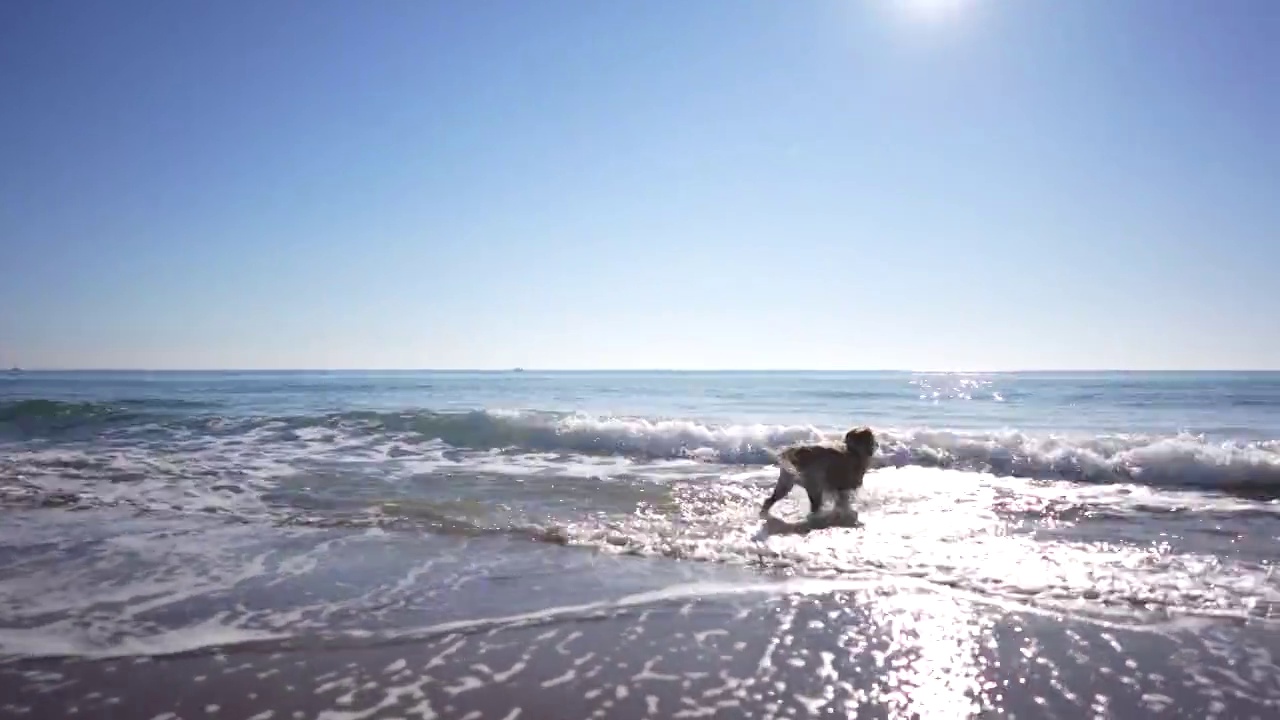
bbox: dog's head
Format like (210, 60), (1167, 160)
(844, 427), (876, 457)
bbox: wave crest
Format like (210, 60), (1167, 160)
(323, 409), (816, 465)
(873, 428), (1280, 492)
(338, 410), (1280, 492)
(6, 400), (1280, 492)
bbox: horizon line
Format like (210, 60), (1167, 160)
(6, 367), (1280, 374)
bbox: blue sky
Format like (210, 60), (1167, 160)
(1, 0), (1276, 370)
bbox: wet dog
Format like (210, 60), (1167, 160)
(760, 427), (877, 518)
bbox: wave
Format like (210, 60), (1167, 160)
(5, 399), (1280, 492)
(261, 409), (1272, 490)
(0, 399), (155, 438)
(375, 410), (1280, 492)
(0, 398), (211, 434)
(875, 429), (1280, 494)
(215, 409), (1280, 493)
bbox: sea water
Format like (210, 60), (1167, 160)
(2, 370), (1279, 660)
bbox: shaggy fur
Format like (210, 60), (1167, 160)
(760, 427), (877, 517)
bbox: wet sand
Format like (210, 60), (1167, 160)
(3, 579), (1278, 719)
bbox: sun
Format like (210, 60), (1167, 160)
(894, 0), (970, 21)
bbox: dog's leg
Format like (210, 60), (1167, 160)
(760, 468), (795, 517)
(835, 489), (852, 512)
(806, 482), (824, 515)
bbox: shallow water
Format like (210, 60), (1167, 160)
(2, 370), (1279, 661)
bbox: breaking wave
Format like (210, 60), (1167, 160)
(4, 400), (1280, 492)
(302, 409), (1280, 492)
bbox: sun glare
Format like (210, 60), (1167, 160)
(894, 0), (969, 22)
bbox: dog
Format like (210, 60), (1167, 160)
(760, 427), (877, 518)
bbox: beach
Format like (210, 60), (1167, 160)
(3, 371), (1280, 717)
(3, 531), (1278, 719)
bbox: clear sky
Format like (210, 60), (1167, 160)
(1, 0), (1277, 371)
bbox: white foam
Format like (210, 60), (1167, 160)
(6, 411), (1279, 531)
(874, 427), (1280, 489)
(4, 407), (1279, 648)
(552, 465), (1280, 623)
(0, 615), (289, 660)
(351, 409), (1280, 490)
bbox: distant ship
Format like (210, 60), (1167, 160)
(512, 367), (525, 373)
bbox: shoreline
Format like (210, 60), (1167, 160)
(3, 581), (1277, 719)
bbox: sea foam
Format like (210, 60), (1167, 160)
(337, 409), (1280, 492)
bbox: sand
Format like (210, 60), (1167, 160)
(3, 577), (1277, 719)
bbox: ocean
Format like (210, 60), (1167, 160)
(2, 370), (1279, 718)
